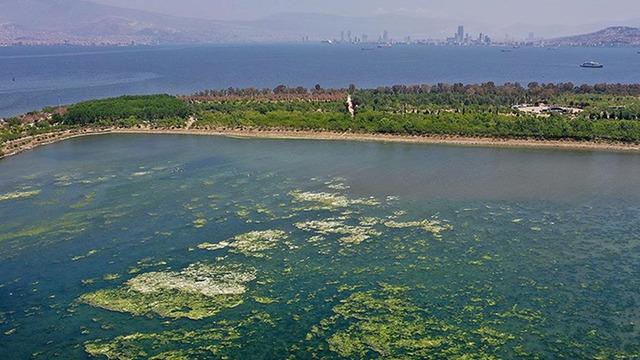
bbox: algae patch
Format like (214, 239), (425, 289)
(199, 230), (288, 257)
(72, 249), (98, 262)
(193, 218), (207, 228)
(289, 190), (379, 210)
(384, 218), (452, 239)
(295, 219), (381, 245)
(0, 190), (41, 202)
(307, 285), (515, 359)
(81, 263), (256, 319)
(84, 326), (241, 359)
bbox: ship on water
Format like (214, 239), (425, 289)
(580, 61), (604, 68)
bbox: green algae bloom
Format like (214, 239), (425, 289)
(81, 263), (256, 320)
(192, 218), (207, 228)
(289, 190), (379, 210)
(295, 219), (381, 245)
(72, 249), (99, 262)
(307, 285), (516, 359)
(254, 296), (277, 304)
(0, 190), (41, 202)
(84, 326), (241, 359)
(383, 219), (453, 239)
(199, 230), (288, 257)
(70, 192), (96, 209)
(229, 230), (288, 256)
(102, 273), (121, 281)
(197, 241), (231, 251)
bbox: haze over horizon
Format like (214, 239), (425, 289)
(90, 0), (639, 26)
(2, 0), (640, 45)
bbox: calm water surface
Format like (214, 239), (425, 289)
(2, 44), (640, 117)
(0, 134), (639, 358)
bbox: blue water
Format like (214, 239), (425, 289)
(1, 135), (640, 358)
(1, 44), (640, 117)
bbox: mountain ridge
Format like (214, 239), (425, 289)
(546, 26), (640, 46)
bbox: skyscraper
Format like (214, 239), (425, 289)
(457, 26), (464, 43)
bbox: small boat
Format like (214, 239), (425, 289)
(580, 61), (603, 68)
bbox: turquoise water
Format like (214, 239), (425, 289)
(1, 134), (640, 358)
(2, 44), (640, 117)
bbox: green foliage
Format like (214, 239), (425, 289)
(64, 95), (190, 125)
(195, 106), (640, 143)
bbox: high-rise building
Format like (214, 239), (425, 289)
(347, 30), (352, 43)
(382, 30), (389, 43)
(340, 31), (345, 43)
(457, 26), (464, 43)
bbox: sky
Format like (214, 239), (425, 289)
(90, 0), (640, 25)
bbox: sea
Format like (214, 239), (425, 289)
(1, 44), (640, 117)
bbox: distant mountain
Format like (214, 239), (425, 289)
(0, 0), (291, 45)
(0, 0), (476, 45)
(4, 0), (638, 46)
(545, 26), (640, 47)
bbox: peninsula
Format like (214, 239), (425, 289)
(3, 82), (640, 158)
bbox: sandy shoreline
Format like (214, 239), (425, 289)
(2, 127), (640, 160)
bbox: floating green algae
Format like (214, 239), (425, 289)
(70, 192), (96, 209)
(289, 190), (379, 210)
(295, 219), (381, 245)
(306, 285), (516, 359)
(254, 296), (277, 304)
(81, 263), (256, 320)
(192, 218), (207, 228)
(102, 273), (121, 281)
(0, 190), (41, 202)
(83, 310), (278, 359)
(84, 326), (242, 359)
(0, 211), (91, 247)
(383, 218), (453, 239)
(72, 249), (99, 262)
(199, 230), (288, 257)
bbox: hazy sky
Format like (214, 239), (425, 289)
(91, 0), (639, 25)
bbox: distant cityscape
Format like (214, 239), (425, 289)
(313, 25), (546, 47)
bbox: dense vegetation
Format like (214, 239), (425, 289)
(190, 84), (640, 142)
(4, 83), (640, 153)
(195, 108), (640, 142)
(64, 95), (190, 125)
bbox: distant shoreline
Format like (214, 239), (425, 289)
(3, 127), (640, 160)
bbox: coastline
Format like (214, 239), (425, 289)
(3, 127), (640, 160)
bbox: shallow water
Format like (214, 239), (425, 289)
(0, 134), (639, 358)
